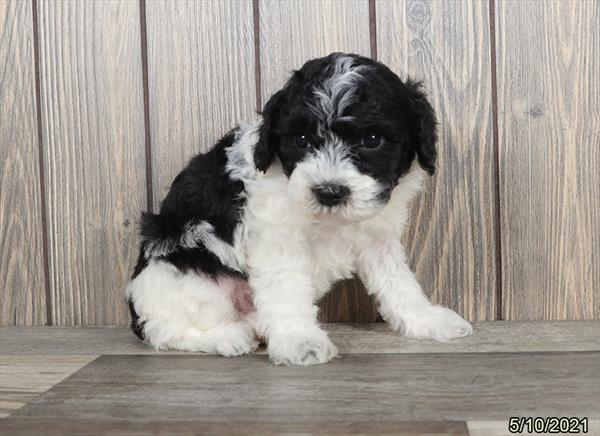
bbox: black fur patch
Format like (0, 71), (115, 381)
(128, 298), (145, 341)
(131, 129), (247, 280)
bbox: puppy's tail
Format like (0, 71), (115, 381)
(139, 212), (178, 259)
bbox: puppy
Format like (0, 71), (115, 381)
(126, 52), (472, 365)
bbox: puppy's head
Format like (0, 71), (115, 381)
(254, 52), (437, 221)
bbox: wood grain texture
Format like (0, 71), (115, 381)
(496, 1), (600, 320)
(1, 321), (598, 355)
(37, 1), (147, 324)
(146, 0), (257, 209)
(0, 355), (96, 417)
(259, 0), (371, 98)
(0, 0), (47, 326)
(0, 419), (468, 436)
(260, 0), (378, 323)
(319, 278), (380, 323)
(13, 353), (600, 421)
(377, 0), (497, 321)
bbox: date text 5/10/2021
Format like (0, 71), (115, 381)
(508, 417), (589, 434)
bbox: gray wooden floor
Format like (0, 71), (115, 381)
(1, 322), (599, 435)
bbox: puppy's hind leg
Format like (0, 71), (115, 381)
(159, 322), (258, 356)
(126, 260), (258, 356)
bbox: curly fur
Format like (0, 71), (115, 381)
(126, 53), (472, 365)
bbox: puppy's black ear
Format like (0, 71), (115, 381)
(404, 79), (438, 175)
(254, 90), (285, 172)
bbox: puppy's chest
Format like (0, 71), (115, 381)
(306, 225), (358, 291)
(239, 208), (358, 289)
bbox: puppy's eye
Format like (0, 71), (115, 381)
(294, 134), (310, 149)
(361, 133), (383, 149)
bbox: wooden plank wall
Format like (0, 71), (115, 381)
(377, 0), (497, 321)
(145, 0), (256, 209)
(0, 0), (47, 325)
(1, 0), (598, 325)
(36, 0), (147, 325)
(496, 0), (600, 320)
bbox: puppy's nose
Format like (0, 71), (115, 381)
(312, 183), (350, 207)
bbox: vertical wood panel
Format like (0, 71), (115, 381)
(146, 0), (256, 209)
(259, 0), (371, 98)
(0, 0), (47, 325)
(377, 0), (497, 320)
(259, 0), (378, 322)
(37, 0), (147, 325)
(496, 1), (599, 320)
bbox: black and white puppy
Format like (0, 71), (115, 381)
(126, 52), (472, 365)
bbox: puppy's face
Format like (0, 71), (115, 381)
(255, 53), (437, 221)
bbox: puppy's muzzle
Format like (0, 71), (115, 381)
(312, 183), (351, 207)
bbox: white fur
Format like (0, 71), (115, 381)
(126, 260), (257, 355)
(181, 221), (243, 273)
(127, 118), (472, 365)
(309, 55), (369, 126)
(226, 123), (260, 184)
(288, 140), (385, 222)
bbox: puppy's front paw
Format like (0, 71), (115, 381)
(402, 305), (473, 342)
(267, 327), (338, 366)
